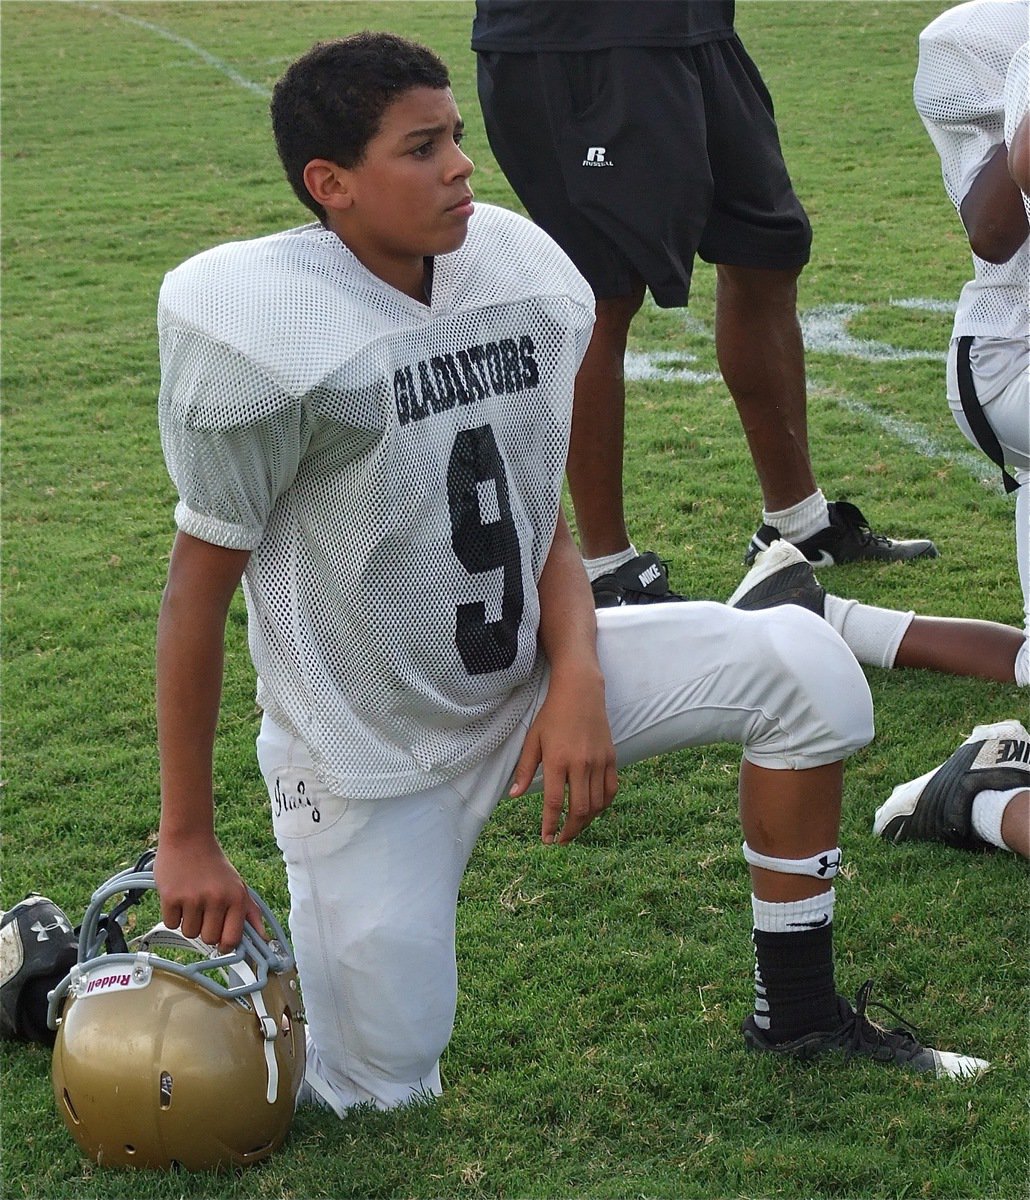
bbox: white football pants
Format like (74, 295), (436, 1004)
(257, 602), (873, 1114)
(947, 335), (1030, 636)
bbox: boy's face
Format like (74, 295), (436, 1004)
(325, 86), (474, 294)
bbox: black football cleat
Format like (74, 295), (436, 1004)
(727, 540), (827, 615)
(744, 500), (938, 566)
(742, 979), (988, 1079)
(591, 551), (686, 608)
(874, 720), (1030, 849)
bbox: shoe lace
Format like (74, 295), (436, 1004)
(838, 978), (925, 1063)
(835, 501), (893, 549)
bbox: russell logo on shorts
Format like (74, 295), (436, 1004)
(583, 146), (614, 167)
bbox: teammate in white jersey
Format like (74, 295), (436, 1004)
(868, 2), (1030, 860)
(915, 0), (1029, 637)
(153, 33), (987, 1119)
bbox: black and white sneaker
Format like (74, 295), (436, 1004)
(590, 551), (686, 608)
(726, 540), (826, 615)
(874, 720), (1030, 849)
(744, 500), (938, 566)
(1, 894), (78, 1046)
(742, 979), (988, 1079)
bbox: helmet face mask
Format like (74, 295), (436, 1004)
(49, 861), (305, 1171)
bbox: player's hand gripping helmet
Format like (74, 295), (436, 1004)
(47, 854), (305, 1171)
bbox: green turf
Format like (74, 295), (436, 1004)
(2, 2), (1027, 1197)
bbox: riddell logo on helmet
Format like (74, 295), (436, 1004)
(85, 973), (132, 994)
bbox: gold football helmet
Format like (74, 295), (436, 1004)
(48, 854), (305, 1171)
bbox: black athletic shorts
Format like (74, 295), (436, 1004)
(476, 36), (812, 306)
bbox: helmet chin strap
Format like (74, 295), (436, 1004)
(93, 849), (160, 954)
(135, 924), (282, 1105)
(231, 959), (281, 1105)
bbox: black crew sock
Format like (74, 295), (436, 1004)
(752, 925), (839, 1042)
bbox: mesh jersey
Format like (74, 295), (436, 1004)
(1006, 40), (1030, 220)
(471, 0), (735, 52)
(158, 204), (594, 799)
(914, 0), (1029, 338)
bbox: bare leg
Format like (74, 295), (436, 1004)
(1000, 792), (1030, 858)
(738, 758), (842, 901)
(895, 616), (1025, 682)
(566, 284), (646, 558)
(715, 263), (818, 511)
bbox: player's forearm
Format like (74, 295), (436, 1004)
(155, 532), (250, 845)
(959, 141), (1029, 262)
(156, 592), (227, 843)
(536, 508), (604, 688)
(154, 597), (258, 950)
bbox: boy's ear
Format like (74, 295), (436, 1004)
(303, 159), (353, 212)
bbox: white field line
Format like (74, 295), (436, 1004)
(89, 3), (271, 97)
(809, 384), (1003, 493)
(89, 7), (1001, 494)
(799, 302), (947, 363)
(626, 299), (1002, 492)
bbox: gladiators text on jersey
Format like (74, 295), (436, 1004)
(393, 334), (540, 426)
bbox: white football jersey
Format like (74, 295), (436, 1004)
(915, 0), (1029, 338)
(158, 204), (594, 799)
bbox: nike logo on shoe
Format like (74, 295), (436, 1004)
(806, 550), (836, 568)
(994, 738), (1030, 766)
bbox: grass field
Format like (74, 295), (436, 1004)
(2, 2), (1027, 1197)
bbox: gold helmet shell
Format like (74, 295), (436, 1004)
(48, 860), (305, 1171)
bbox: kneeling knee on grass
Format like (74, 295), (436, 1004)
(736, 605), (875, 771)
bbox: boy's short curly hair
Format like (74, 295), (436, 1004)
(271, 31), (451, 222)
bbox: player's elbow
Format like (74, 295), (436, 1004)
(959, 144), (1030, 263)
(966, 221), (1026, 263)
(960, 194), (1028, 263)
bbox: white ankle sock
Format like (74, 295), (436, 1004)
(972, 788), (1022, 851)
(823, 594), (915, 669)
(583, 544), (638, 582)
(762, 490), (829, 542)
(751, 889), (835, 933)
